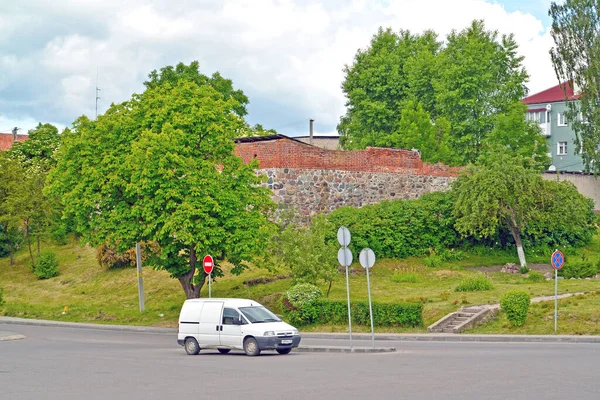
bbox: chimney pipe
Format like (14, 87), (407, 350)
(309, 119), (314, 145)
(12, 127), (18, 142)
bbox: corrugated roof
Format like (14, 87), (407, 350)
(234, 133), (312, 146)
(523, 81), (579, 104)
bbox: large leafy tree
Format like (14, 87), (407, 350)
(49, 62), (275, 298)
(452, 151), (593, 267)
(7, 123), (62, 265)
(338, 21), (529, 166)
(436, 21), (528, 164)
(338, 28), (441, 150)
(550, 0), (600, 174)
(0, 152), (26, 265)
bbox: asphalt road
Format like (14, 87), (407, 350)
(1, 323), (599, 400)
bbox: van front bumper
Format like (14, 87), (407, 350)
(255, 335), (301, 350)
(177, 339), (185, 346)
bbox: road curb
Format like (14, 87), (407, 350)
(295, 345), (396, 353)
(1, 317), (599, 344)
(301, 332), (600, 343)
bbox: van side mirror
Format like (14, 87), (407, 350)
(233, 317), (242, 325)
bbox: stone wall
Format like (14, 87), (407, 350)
(235, 136), (459, 217)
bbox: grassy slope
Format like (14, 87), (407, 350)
(1, 237), (599, 334)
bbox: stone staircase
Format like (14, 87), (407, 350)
(427, 306), (497, 334)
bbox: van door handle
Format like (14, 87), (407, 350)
(216, 325), (219, 331)
(220, 326), (223, 331)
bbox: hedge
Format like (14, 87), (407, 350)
(282, 299), (423, 328)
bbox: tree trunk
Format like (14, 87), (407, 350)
(177, 246), (205, 299)
(8, 240), (14, 265)
(507, 213), (527, 268)
(326, 280), (332, 298)
(26, 223), (35, 267)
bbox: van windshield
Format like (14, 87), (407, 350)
(238, 306), (281, 323)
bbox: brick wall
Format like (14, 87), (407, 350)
(235, 137), (459, 217)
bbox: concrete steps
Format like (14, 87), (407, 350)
(427, 306), (497, 334)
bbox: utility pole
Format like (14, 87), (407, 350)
(95, 68), (101, 119)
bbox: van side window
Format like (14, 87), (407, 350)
(222, 308), (241, 325)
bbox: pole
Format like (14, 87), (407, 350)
(209, 273), (212, 298)
(344, 249), (353, 349)
(366, 254), (375, 349)
(554, 268), (558, 332)
(135, 242), (145, 313)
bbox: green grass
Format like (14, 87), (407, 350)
(1, 237), (600, 334)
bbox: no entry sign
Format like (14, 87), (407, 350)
(203, 255), (214, 274)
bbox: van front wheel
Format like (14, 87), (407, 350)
(184, 338), (200, 355)
(244, 337), (261, 356)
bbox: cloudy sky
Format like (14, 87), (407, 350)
(1, 0), (557, 137)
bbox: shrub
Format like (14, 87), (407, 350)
(558, 261), (599, 279)
(439, 249), (466, 262)
(520, 265), (530, 274)
(0, 285), (4, 307)
(285, 283), (322, 308)
(527, 271), (545, 282)
(34, 251), (59, 279)
(424, 255), (442, 268)
(96, 242), (160, 270)
(282, 299), (423, 327)
(500, 290), (530, 327)
(455, 275), (494, 292)
(391, 272), (419, 283)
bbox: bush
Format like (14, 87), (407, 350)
(558, 261), (599, 279)
(424, 255), (441, 268)
(500, 290), (530, 327)
(527, 271), (546, 282)
(439, 249), (466, 262)
(455, 275), (494, 292)
(391, 272), (419, 283)
(34, 251), (59, 279)
(282, 298), (423, 327)
(326, 192), (459, 259)
(96, 242), (160, 270)
(285, 283), (323, 308)
(0, 285), (4, 307)
(520, 265), (530, 274)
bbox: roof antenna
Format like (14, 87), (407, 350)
(95, 67), (101, 119)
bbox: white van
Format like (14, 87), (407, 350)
(177, 298), (301, 356)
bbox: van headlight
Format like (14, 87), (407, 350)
(292, 329), (299, 335)
(263, 331), (276, 336)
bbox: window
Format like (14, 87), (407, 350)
(558, 113), (568, 126)
(557, 141), (568, 156)
(222, 307), (242, 325)
(526, 111), (546, 123)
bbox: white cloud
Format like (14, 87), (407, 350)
(0, 0), (558, 135)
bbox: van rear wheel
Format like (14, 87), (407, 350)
(243, 337), (261, 356)
(184, 338), (200, 355)
(276, 348), (292, 355)
(218, 349), (231, 354)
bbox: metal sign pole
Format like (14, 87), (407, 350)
(366, 258), (375, 349)
(135, 242), (145, 313)
(345, 263), (353, 349)
(554, 268), (558, 332)
(209, 273), (212, 298)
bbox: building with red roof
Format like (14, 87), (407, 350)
(0, 129), (28, 151)
(522, 81), (583, 172)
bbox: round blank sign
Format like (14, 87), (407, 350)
(359, 248), (375, 269)
(337, 226), (351, 247)
(338, 247), (353, 267)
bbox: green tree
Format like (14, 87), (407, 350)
(338, 28), (441, 150)
(8, 123), (60, 171)
(480, 101), (551, 171)
(0, 153), (26, 265)
(436, 20), (528, 164)
(8, 122), (62, 265)
(273, 215), (338, 296)
(48, 62), (276, 299)
(452, 152), (544, 267)
(550, 0), (600, 174)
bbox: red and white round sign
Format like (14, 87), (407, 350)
(203, 255), (214, 274)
